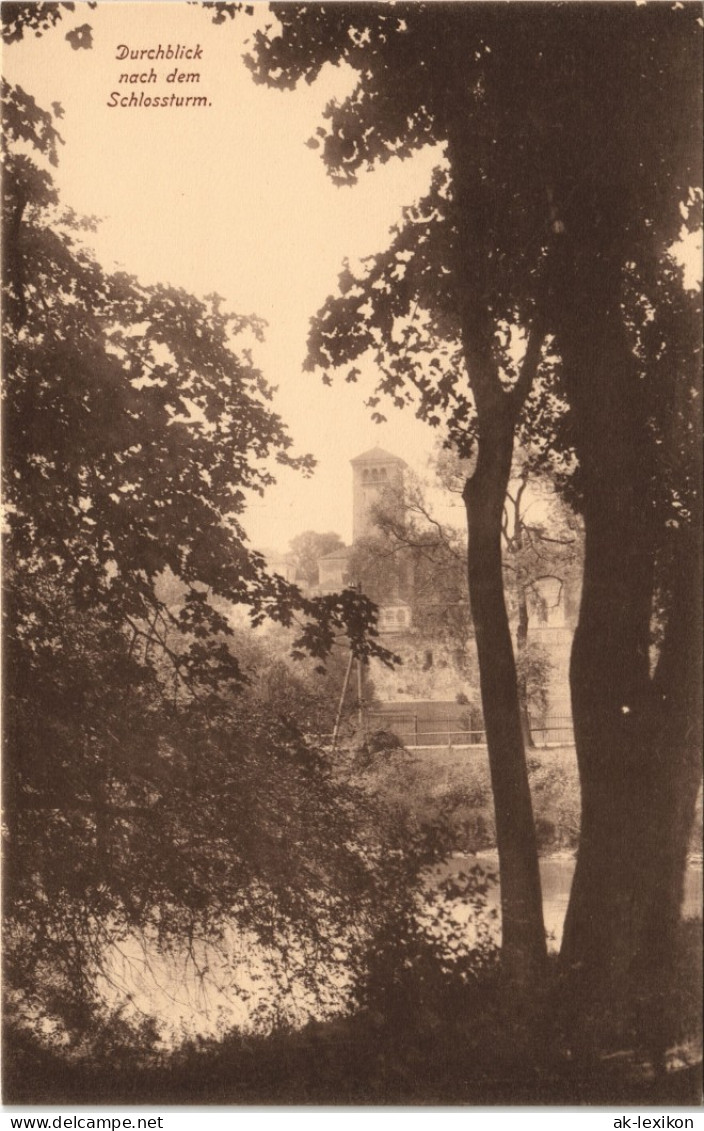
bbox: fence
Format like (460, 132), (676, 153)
(365, 711), (574, 748)
(525, 716), (575, 746)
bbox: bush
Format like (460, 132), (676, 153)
(527, 750), (581, 850)
(366, 728), (405, 754)
(351, 857), (500, 1034)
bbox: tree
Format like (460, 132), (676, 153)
(1, 77), (391, 665)
(1, 2), (97, 47)
(2, 79), (399, 1045)
(314, 171), (552, 987)
(243, 1), (702, 1041)
(498, 452), (582, 744)
(348, 498), (481, 709)
(288, 529), (345, 588)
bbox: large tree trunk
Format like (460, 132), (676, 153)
(556, 256), (702, 1055)
(463, 392), (547, 990)
(562, 521), (701, 1058)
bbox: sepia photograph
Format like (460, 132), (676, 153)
(1, 0), (702, 1110)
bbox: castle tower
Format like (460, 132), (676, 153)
(350, 447), (407, 541)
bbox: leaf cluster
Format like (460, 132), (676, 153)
(2, 82), (400, 1043)
(1, 2), (95, 47)
(252, 3), (700, 470)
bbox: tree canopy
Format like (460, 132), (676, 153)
(2, 76), (401, 1045)
(245, 0), (702, 1037)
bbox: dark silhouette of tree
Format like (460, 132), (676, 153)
(2, 80), (397, 1046)
(1, 2), (94, 46)
(309, 189), (551, 985)
(244, 1), (702, 1043)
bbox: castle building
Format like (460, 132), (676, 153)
(524, 576), (576, 719)
(312, 446), (410, 627)
(350, 446), (407, 541)
(317, 545), (351, 594)
(312, 446), (576, 723)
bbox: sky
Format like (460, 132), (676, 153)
(4, 1), (452, 552)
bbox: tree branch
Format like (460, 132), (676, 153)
(510, 319), (546, 418)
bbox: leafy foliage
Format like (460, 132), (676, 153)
(220, 620), (379, 739)
(246, 0), (700, 572)
(2, 81), (398, 1046)
(245, 1), (702, 1010)
(248, 4), (699, 247)
(1, 2), (96, 47)
(2, 77), (392, 663)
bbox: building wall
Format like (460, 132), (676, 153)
(317, 447), (579, 723)
(352, 453), (406, 541)
(318, 553), (350, 593)
(368, 631), (474, 704)
(524, 624), (573, 718)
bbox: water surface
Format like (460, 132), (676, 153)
(450, 854), (703, 949)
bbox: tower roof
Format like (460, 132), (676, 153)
(350, 446), (406, 466)
(318, 546), (351, 561)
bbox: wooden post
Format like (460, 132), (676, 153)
(356, 657), (365, 735)
(332, 649), (354, 751)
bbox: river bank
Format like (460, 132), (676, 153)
(6, 742), (701, 1105)
(353, 742), (703, 859)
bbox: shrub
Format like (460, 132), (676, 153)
(366, 728), (405, 754)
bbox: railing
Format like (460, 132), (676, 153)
(365, 712), (574, 748)
(526, 716), (575, 746)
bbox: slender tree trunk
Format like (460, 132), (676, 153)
(463, 398), (547, 989)
(447, 111), (548, 989)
